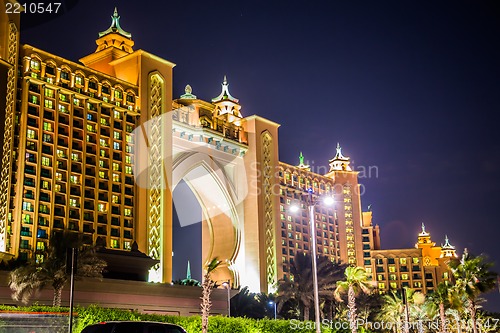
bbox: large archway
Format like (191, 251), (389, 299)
(171, 152), (244, 287)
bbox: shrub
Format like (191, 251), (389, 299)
(0, 305), (356, 333)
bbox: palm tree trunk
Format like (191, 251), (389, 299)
(468, 299), (478, 333)
(53, 287), (62, 307)
(439, 303), (447, 333)
(201, 274), (212, 333)
(304, 306), (310, 322)
(348, 285), (357, 333)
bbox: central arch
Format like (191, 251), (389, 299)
(171, 152), (243, 286)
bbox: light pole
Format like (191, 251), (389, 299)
(291, 189), (334, 333)
(268, 300), (277, 319)
(222, 281), (231, 317)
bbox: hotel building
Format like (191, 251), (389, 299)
(0, 4), (454, 295)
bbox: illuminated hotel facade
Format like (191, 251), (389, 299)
(0, 6), (454, 295)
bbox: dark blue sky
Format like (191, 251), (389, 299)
(21, 0), (500, 310)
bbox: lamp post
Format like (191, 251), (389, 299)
(268, 300), (277, 319)
(291, 189), (334, 333)
(222, 281), (231, 317)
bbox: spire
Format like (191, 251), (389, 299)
(297, 152), (310, 171)
(328, 143), (351, 171)
(419, 223), (429, 236)
(186, 260), (192, 280)
(441, 235), (455, 249)
(180, 84), (197, 99)
(98, 7), (132, 39)
(440, 235), (457, 258)
(212, 76), (239, 103)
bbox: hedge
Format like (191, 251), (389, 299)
(0, 305), (356, 333)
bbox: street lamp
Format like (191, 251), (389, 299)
(268, 300), (277, 320)
(222, 281), (231, 317)
(291, 188), (334, 333)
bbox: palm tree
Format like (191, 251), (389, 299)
(9, 231), (106, 306)
(378, 291), (405, 333)
(334, 266), (373, 333)
(408, 291), (432, 333)
(449, 250), (497, 333)
(276, 251), (346, 321)
(229, 286), (269, 319)
(431, 282), (452, 333)
(200, 257), (221, 333)
(445, 284), (468, 333)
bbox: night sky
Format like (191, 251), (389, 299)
(20, 0), (500, 310)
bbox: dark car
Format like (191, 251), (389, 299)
(80, 321), (187, 333)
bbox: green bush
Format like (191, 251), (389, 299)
(0, 305), (355, 333)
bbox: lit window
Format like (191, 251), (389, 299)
(98, 203), (107, 212)
(22, 214), (32, 223)
(112, 163), (120, 171)
(30, 59), (40, 70)
(390, 282), (397, 289)
(75, 75), (83, 85)
(378, 283), (385, 289)
(114, 131), (121, 139)
(100, 139), (108, 147)
(99, 171), (107, 179)
(71, 153), (80, 161)
(125, 156), (131, 164)
(70, 175), (80, 184)
(412, 258), (420, 264)
(27, 129), (36, 139)
(30, 95), (39, 104)
(22, 201), (33, 211)
(44, 88), (54, 98)
(69, 198), (78, 207)
(124, 208), (132, 217)
(125, 134), (132, 143)
(58, 104), (67, 113)
(400, 258), (407, 265)
(55, 172), (62, 181)
(41, 180), (50, 190)
(401, 274), (409, 280)
(112, 195), (119, 203)
(114, 90), (123, 100)
(113, 173), (120, 182)
(125, 166), (132, 175)
(41, 157), (51, 166)
(110, 239), (119, 249)
(389, 266), (396, 273)
(43, 122), (53, 132)
(113, 142), (121, 150)
(36, 241), (45, 251)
